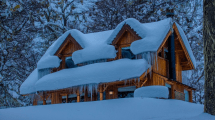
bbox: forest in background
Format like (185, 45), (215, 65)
(0, 0), (204, 108)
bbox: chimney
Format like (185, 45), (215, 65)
(166, 8), (174, 18)
(166, 7), (176, 81)
(168, 33), (176, 81)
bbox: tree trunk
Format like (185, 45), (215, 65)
(203, 0), (215, 115)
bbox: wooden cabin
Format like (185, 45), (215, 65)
(20, 18), (196, 106)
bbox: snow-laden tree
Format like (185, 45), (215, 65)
(0, 0), (41, 108)
(0, 0), (96, 108)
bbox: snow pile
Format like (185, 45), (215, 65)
(0, 97), (214, 120)
(130, 18), (171, 54)
(134, 86), (169, 99)
(20, 69), (38, 94)
(35, 59), (149, 92)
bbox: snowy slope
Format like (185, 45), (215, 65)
(0, 98), (214, 120)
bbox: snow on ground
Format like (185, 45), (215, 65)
(0, 98), (214, 120)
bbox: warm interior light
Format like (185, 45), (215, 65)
(109, 90), (113, 95)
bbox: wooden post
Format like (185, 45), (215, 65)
(66, 94), (68, 103)
(43, 92), (46, 105)
(43, 99), (46, 105)
(161, 47), (164, 58)
(171, 85), (175, 99)
(62, 56), (66, 69)
(189, 90), (193, 103)
(77, 90), (80, 102)
(100, 92), (103, 101)
(33, 98), (37, 106)
(84, 88), (88, 102)
(99, 85), (103, 101)
(51, 93), (55, 104)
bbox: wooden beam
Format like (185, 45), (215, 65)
(141, 78), (148, 87)
(33, 98), (37, 106)
(99, 86), (103, 101)
(66, 94), (68, 103)
(103, 84), (109, 92)
(171, 84), (175, 99)
(173, 24), (194, 70)
(100, 92), (103, 101)
(76, 90), (80, 102)
(189, 90), (193, 103)
(43, 99), (46, 105)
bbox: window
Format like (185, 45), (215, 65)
(121, 47), (135, 59)
(118, 86), (136, 98)
(184, 90), (189, 102)
(66, 57), (76, 68)
(164, 48), (169, 59)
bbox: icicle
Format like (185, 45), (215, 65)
(138, 78), (140, 84)
(94, 84), (98, 94)
(87, 84), (93, 101)
(155, 52), (158, 71)
(79, 85), (83, 94)
(124, 80), (127, 86)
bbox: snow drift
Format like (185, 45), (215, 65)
(0, 98), (214, 120)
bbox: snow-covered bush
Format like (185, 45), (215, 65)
(134, 86), (169, 99)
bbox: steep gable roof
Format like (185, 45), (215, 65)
(173, 23), (196, 69)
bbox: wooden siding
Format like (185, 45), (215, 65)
(153, 56), (169, 78)
(176, 52), (182, 83)
(112, 24), (141, 59)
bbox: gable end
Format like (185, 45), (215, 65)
(112, 24), (142, 45)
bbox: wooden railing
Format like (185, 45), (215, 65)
(153, 56), (169, 78)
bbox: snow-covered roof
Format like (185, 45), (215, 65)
(36, 59), (149, 92)
(37, 18), (195, 69)
(175, 23), (196, 68)
(20, 59), (149, 94)
(37, 29), (115, 69)
(130, 18), (171, 54)
(20, 69), (38, 94)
